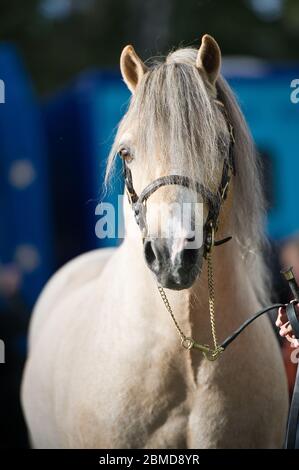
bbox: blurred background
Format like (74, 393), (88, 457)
(0, 0), (299, 449)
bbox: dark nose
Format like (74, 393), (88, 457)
(144, 238), (168, 274)
(143, 238), (201, 289)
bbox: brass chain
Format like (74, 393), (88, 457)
(206, 251), (220, 351)
(157, 248), (223, 361)
(157, 285), (185, 341)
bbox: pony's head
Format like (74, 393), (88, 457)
(106, 35), (268, 299)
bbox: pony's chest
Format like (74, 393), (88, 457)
(69, 348), (195, 448)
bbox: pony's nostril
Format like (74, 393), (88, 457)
(144, 240), (156, 266)
(181, 248), (199, 268)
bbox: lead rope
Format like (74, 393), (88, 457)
(157, 243), (224, 361)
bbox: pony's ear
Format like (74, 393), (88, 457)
(120, 45), (147, 93)
(196, 34), (221, 86)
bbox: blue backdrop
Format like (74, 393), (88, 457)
(0, 44), (298, 308)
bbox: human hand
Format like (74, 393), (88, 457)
(276, 306), (299, 347)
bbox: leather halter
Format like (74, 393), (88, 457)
(123, 99), (236, 255)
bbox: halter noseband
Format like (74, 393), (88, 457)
(122, 99), (236, 255)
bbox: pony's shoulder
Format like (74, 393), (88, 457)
(28, 247), (116, 348)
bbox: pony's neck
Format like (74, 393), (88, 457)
(188, 238), (259, 349)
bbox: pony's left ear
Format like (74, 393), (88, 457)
(196, 34), (221, 86)
(120, 45), (148, 93)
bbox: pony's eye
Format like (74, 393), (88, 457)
(118, 147), (133, 163)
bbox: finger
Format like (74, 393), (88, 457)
(276, 307), (287, 327)
(290, 335), (299, 348)
(285, 334), (299, 347)
(279, 322), (292, 337)
(285, 334), (293, 343)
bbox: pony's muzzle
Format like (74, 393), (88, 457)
(143, 237), (202, 290)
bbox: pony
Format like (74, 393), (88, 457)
(21, 35), (288, 448)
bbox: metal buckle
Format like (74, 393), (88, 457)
(221, 181), (229, 200)
(134, 201), (148, 236)
(181, 336), (223, 361)
(126, 187), (135, 206)
(205, 222), (215, 256)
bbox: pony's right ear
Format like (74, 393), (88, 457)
(196, 34), (221, 86)
(120, 45), (147, 93)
